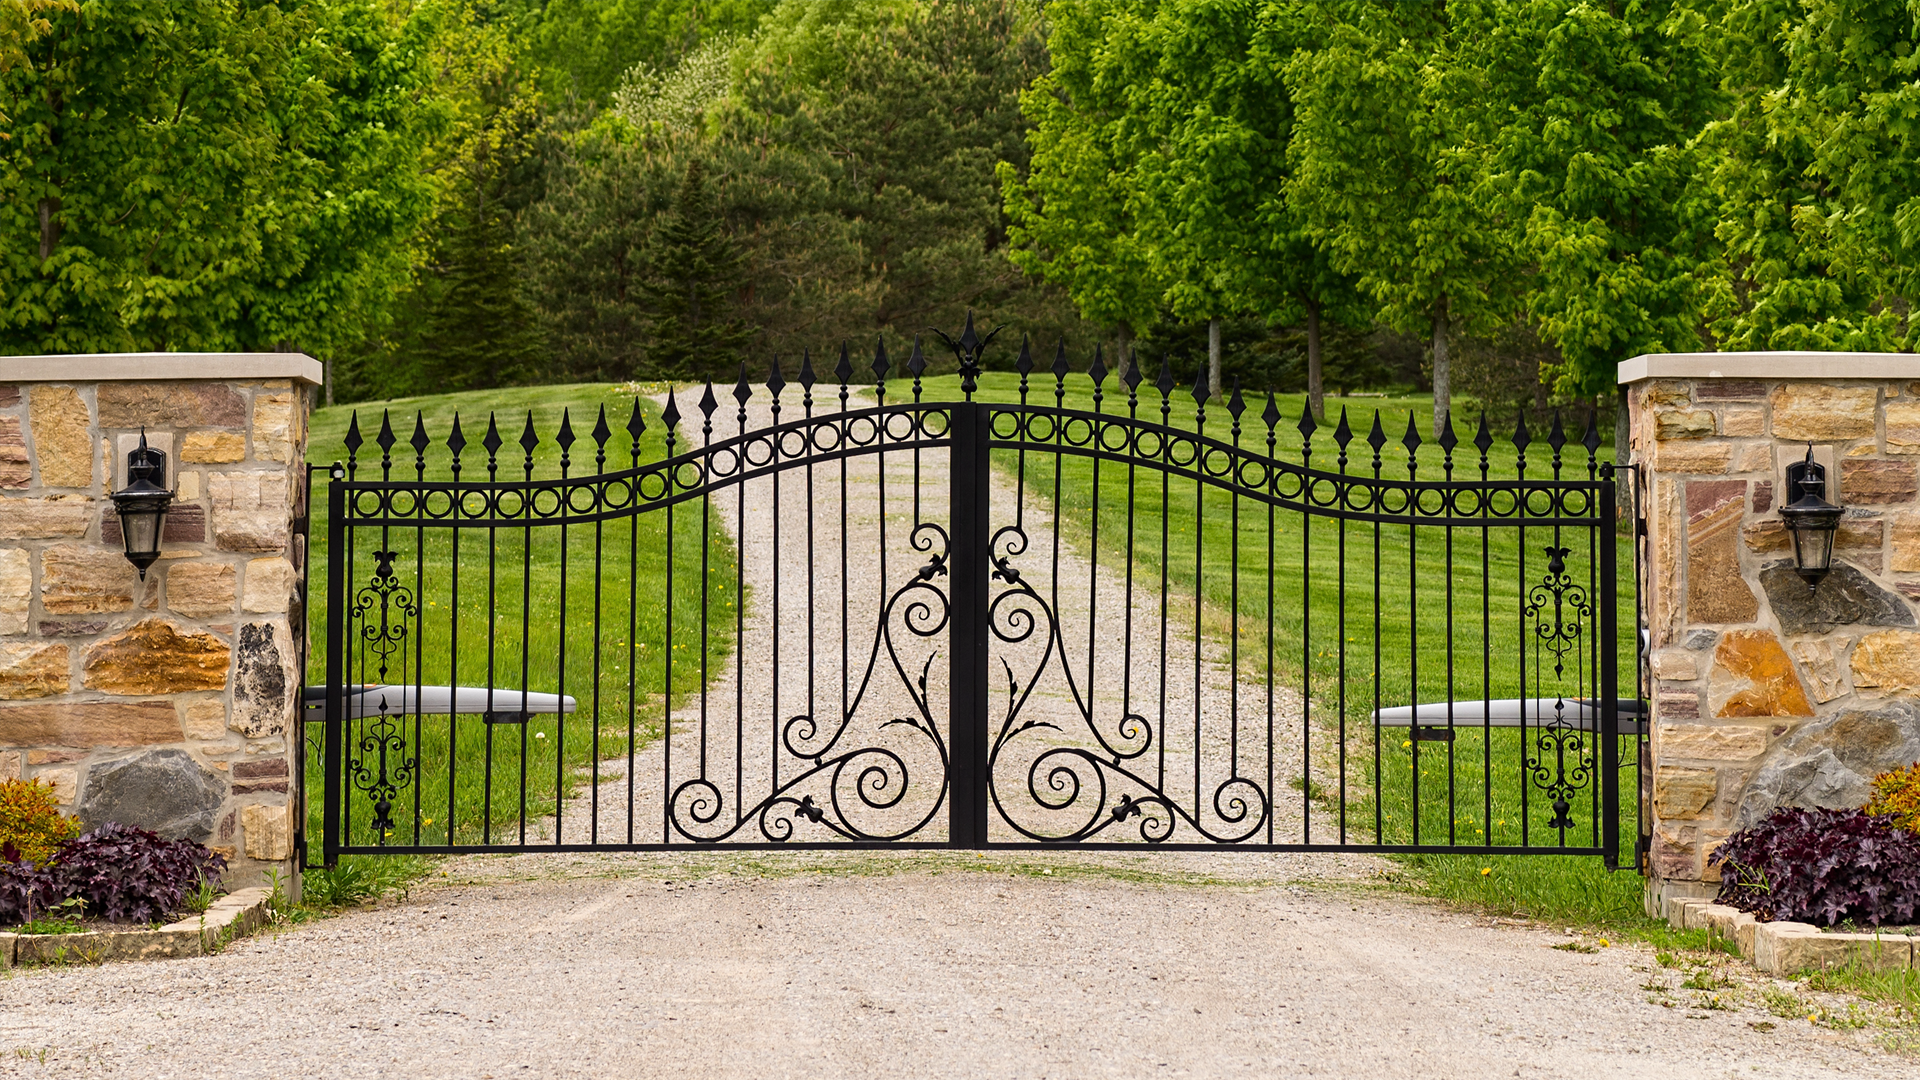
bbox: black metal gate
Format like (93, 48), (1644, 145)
(311, 321), (1631, 865)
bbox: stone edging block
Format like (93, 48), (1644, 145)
(1664, 896), (1916, 976)
(0, 887), (273, 968)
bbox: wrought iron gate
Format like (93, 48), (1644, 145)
(313, 320), (1631, 865)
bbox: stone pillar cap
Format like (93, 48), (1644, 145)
(0, 353), (322, 386)
(1620, 351), (1920, 384)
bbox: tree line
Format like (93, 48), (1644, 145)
(2, 1), (1916, 420)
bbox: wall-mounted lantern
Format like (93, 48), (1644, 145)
(108, 429), (174, 579)
(1779, 443), (1843, 591)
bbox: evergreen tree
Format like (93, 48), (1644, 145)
(416, 186), (543, 391)
(642, 159), (749, 378)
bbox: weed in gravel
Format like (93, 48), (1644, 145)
(1681, 970), (1728, 991)
(1694, 992), (1735, 1011)
(1764, 988), (1808, 1018)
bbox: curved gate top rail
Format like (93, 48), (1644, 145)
(312, 315), (1629, 866)
(330, 330), (1613, 532)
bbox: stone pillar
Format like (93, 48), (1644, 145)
(1623, 353), (1920, 914)
(0, 354), (317, 893)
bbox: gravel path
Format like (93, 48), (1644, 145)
(0, 852), (1909, 1078)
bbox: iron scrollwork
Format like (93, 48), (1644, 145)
(1524, 544), (1594, 831)
(348, 549), (419, 840)
(984, 524), (1269, 844)
(668, 523), (953, 842)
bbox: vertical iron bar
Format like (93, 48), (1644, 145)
(1601, 468), (1621, 866)
(323, 466), (346, 866)
(949, 402), (991, 847)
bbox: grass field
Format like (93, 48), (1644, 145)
(303, 383), (738, 850)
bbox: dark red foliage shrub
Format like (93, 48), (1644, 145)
(46, 823), (226, 924)
(1711, 807), (1920, 927)
(0, 856), (56, 926)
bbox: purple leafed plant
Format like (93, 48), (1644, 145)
(1711, 807), (1920, 927)
(0, 852), (57, 926)
(45, 823), (227, 925)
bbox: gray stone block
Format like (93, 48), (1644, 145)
(1761, 564), (1914, 636)
(77, 748), (225, 841)
(1733, 701), (1920, 828)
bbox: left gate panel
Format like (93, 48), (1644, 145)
(310, 387), (957, 856)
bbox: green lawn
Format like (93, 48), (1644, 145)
(303, 383), (737, 850)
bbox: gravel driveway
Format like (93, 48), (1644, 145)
(0, 850), (1908, 1079)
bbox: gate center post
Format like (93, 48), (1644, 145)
(948, 402), (991, 847)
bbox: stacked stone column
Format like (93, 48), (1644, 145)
(0, 355), (315, 890)
(1624, 353), (1920, 911)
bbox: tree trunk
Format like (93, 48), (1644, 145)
(37, 198), (61, 262)
(1207, 317), (1223, 400)
(1430, 295), (1451, 440)
(1116, 322), (1134, 385)
(1305, 298), (1324, 421)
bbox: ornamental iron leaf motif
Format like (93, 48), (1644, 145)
(348, 549), (419, 841)
(1524, 544), (1595, 832)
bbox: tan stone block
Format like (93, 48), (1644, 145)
(252, 393), (293, 463)
(0, 415), (28, 488)
(180, 431), (246, 464)
(0, 642), (66, 699)
(1771, 383), (1877, 441)
(1651, 823), (1698, 878)
(26, 748), (83, 764)
(0, 750), (18, 781)
(1654, 441), (1732, 474)
(176, 470), (199, 500)
(40, 544), (134, 614)
(1651, 649), (1699, 681)
(96, 383), (244, 429)
(1687, 480), (1757, 624)
(1850, 629), (1920, 693)
(83, 619), (229, 694)
(1653, 767), (1718, 818)
(39, 767), (76, 803)
(1888, 400), (1920, 455)
(166, 561), (235, 619)
(1790, 638), (1850, 703)
(1718, 407), (1765, 437)
(181, 698), (229, 741)
(0, 547), (28, 635)
(1837, 515), (1885, 550)
(1744, 518), (1789, 553)
(1897, 514), (1920, 573)
(1733, 442), (1772, 474)
(0, 700), (180, 746)
(241, 557), (294, 613)
(1656, 407), (1715, 440)
(1762, 929), (1913, 976)
(1709, 629), (1814, 717)
(1842, 459), (1918, 504)
(0, 495), (92, 539)
(241, 802), (292, 861)
(208, 471), (289, 553)
(29, 386), (92, 488)
(1657, 723), (1770, 760)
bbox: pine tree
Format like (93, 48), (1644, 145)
(417, 189), (545, 391)
(641, 159), (749, 379)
